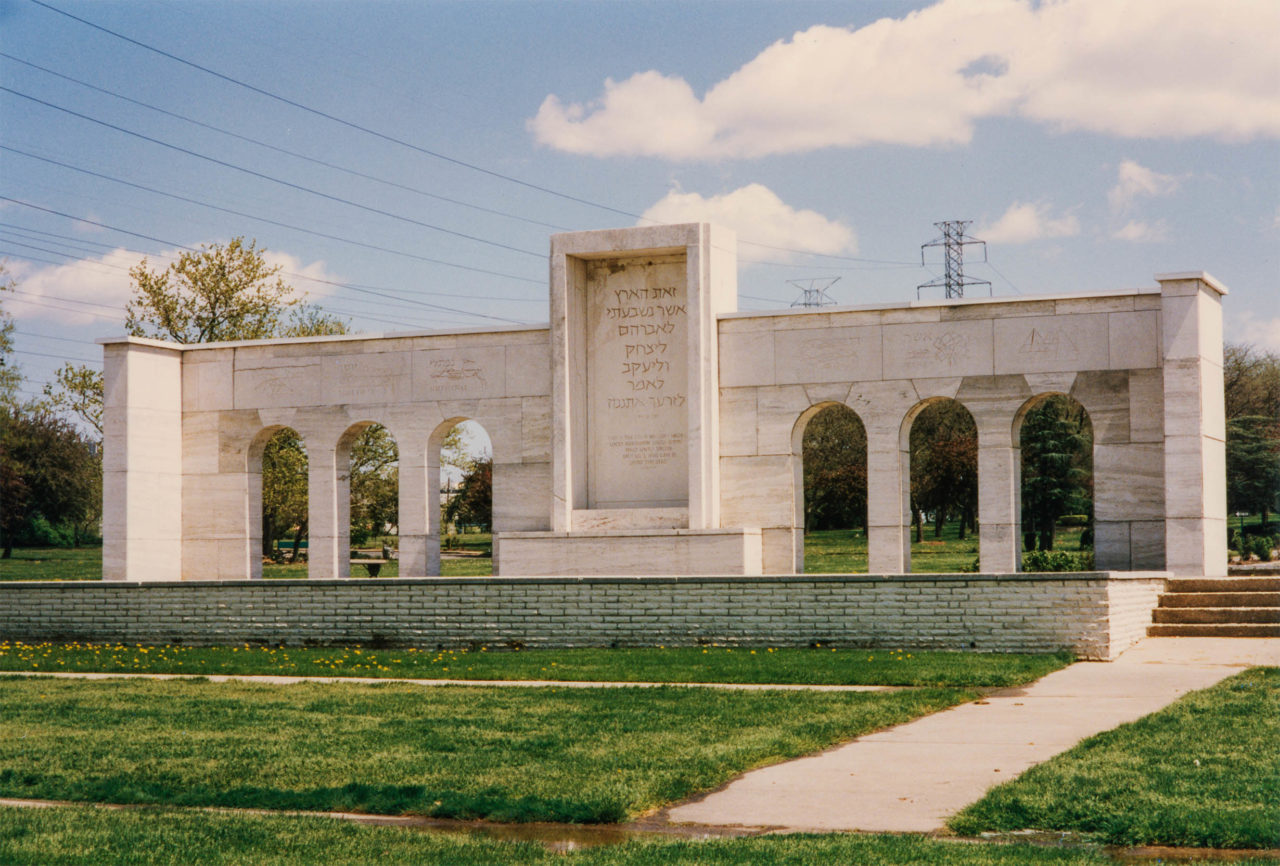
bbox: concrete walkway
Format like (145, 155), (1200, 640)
(666, 638), (1280, 834)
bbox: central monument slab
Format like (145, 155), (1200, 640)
(498, 223), (765, 575)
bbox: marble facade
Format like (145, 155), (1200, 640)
(101, 224), (1228, 581)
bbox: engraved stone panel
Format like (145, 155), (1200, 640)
(994, 314), (1108, 375)
(233, 358), (321, 409)
(883, 320), (992, 379)
(586, 257), (689, 509)
(774, 326), (882, 384)
(411, 345), (506, 400)
(321, 352), (411, 405)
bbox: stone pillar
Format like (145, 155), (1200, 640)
(866, 429), (908, 574)
(1159, 272), (1229, 577)
(101, 339), (184, 581)
(306, 443), (343, 578)
(977, 431), (1020, 573)
(397, 439), (430, 577)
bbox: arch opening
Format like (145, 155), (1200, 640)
(1016, 393), (1094, 569)
(251, 426), (308, 578)
(797, 403), (868, 573)
(436, 419), (493, 576)
(907, 399), (978, 573)
(347, 422), (399, 577)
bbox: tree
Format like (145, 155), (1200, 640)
(802, 405), (868, 532)
(0, 406), (100, 557)
(1224, 343), (1280, 528)
(444, 458), (492, 532)
(261, 429), (308, 560)
(349, 424), (398, 546)
(1020, 395), (1093, 551)
(910, 401), (979, 542)
(0, 265), (21, 408)
(43, 363), (104, 437)
(126, 238), (339, 343)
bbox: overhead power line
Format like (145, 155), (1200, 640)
(0, 51), (571, 234)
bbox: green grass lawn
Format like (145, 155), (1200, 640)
(950, 667), (1280, 849)
(0, 642), (1071, 687)
(9, 807), (1261, 866)
(802, 524), (1088, 574)
(0, 676), (971, 824)
(0, 548), (102, 581)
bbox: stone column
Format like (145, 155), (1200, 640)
(101, 338), (183, 581)
(976, 429), (1020, 573)
(306, 443), (343, 578)
(1159, 272), (1229, 577)
(865, 428), (908, 574)
(397, 439), (430, 577)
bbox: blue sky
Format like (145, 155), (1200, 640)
(2, 0), (1277, 405)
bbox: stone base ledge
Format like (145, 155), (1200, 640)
(496, 528), (764, 576)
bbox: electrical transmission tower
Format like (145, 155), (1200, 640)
(788, 277), (840, 308)
(917, 220), (991, 299)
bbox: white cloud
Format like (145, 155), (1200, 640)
(1108, 160), (1180, 212)
(6, 246), (339, 327)
(640, 184), (856, 260)
(1231, 312), (1280, 353)
(977, 202), (1079, 244)
(530, 0), (1280, 159)
(1111, 219), (1170, 243)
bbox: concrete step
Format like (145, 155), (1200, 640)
(1158, 592), (1280, 608)
(1148, 623), (1280, 638)
(1167, 577), (1280, 593)
(1152, 607), (1280, 624)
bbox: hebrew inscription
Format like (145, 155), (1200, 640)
(586, 257), (688, 509)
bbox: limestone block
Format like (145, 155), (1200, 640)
(883, 320), (993, 379)
(506, 340), (552, 397)
(572, 508), (688, 530)
(183, 474), (249, 540)
(802, 383), (855, 407)
(866, 524), (908, 574)
(520, 396), (552, 462)
(181, 411), (221, 475)
(880, 307), (941, 325)
(979, 523), (1019, 573)
(1070, 371), (1130, 445)
(412, 345), (507, 401)
(1162, 435), (1220, 520)
(774, 325), (882, 384)
(846, 382), (918, 438)
(719, 330), (775, 387)
(1094, 444), (1164, 521)
(1107, 311), (1160, 370)
(320, 352), (412, 405)
(1024, 372), (1078, 397)
(720, 455), (794, 528)
(755, 385), (810, 456)
(494, 461), (552, 532)
(994, 313), (1108, 375)
(1166, 516), (1228, 576)
(1127, 369), (1165, 443)
(909, 377), (963, 402)
(498, 528), (763, 576)
(475, 398), (524, 465)
(1054, 295), (1135, 314)
(718, 388), (758, 457)
(1094, 522), (1130, 570)
(234, 357), (321, 409)
(182, 350), (234, 412)
(1129, 520), (1165, 570)
(945, 299), (1055, 320)
(761, 527), (800, 574)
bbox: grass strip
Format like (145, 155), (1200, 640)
(950, 667), (1280, 849)
(5, 806), (1257, 866)
(0, 641), (1071, 687)
(0, 677), (971, 823)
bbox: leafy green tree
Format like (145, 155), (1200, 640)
(1020, 395), (1093, 551)
(349, 424), (398, 546)
(1224, 343), (1280, 528)
(42, 363), (104, 437)
(261, 429), (308, 560)
(802, 405), (867, 532)
(0, 406), (100, 557)
(445, 457), (492, 532)
(910, 401), (978, 542)
(0, 265), (22, 408)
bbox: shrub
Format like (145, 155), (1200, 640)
(18, 514), (75, 548)
(1023, 549), (1095, 572)
(1057, 514), (1090, 527)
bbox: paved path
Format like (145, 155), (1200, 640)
(665, 638), (1280, 833)
(0, 670), (895, 693)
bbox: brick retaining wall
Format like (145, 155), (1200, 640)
(0, 572), (1168, 660)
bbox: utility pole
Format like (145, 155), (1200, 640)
(917, 220), (990, 299)
(788, 277), (840, 308)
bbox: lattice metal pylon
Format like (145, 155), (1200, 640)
(788, 277), (840, 308)
(917, 220), (991, 299)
